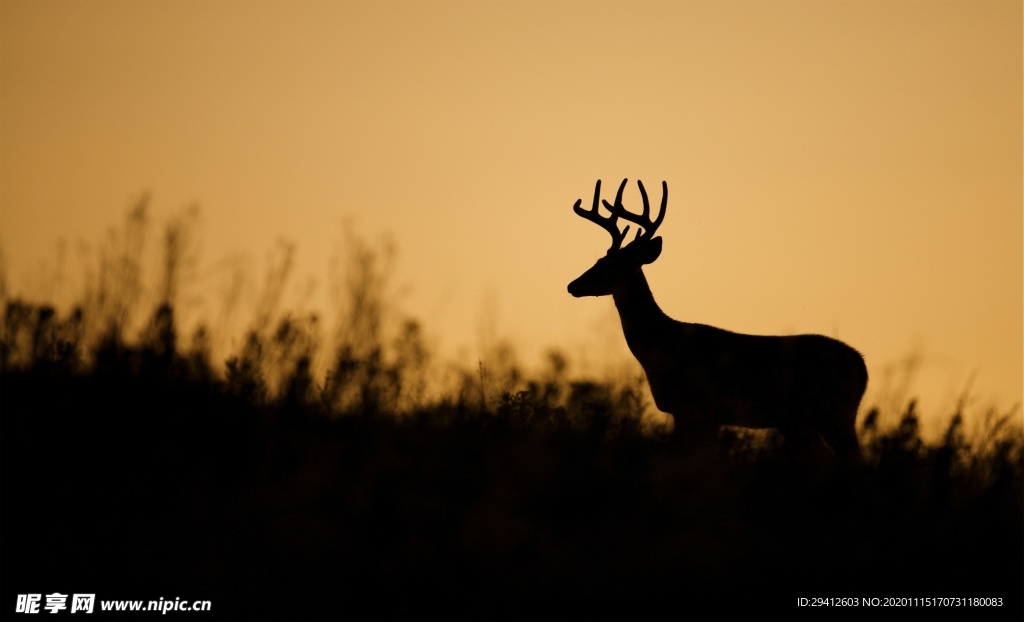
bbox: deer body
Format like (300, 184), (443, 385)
(569, 179), (867, 462)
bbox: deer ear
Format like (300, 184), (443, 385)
(637, 237), (663, 264)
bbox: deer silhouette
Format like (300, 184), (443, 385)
(568, 179), (868, 463)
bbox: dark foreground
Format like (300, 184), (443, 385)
(2, 364), (1022, 622)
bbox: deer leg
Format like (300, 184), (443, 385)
(777, 427), (825, 461)
(818, 419), (865, 467)
(670, 418), (718, 450)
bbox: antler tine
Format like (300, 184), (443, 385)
(638, 180), (667, 238)
(574, 179), (628, 252)
(603, 179), (667, 242)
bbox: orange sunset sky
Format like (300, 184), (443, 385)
(1, 0), (1021, 433)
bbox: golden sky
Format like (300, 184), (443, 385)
(1, 0), (1021, 427)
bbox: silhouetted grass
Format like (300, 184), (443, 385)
(1, 212), (1021, 621)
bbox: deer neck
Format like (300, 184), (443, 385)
(612, 269), (669, 357)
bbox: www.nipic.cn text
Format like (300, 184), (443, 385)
(15, 594), (212, 615)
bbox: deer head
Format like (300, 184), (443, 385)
(568, 179), (667, 298)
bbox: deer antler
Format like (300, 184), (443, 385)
(573, 179), (631, 252)
(603, 179), (667, 243)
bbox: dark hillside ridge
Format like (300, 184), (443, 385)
(2, 359), (1021, 621)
